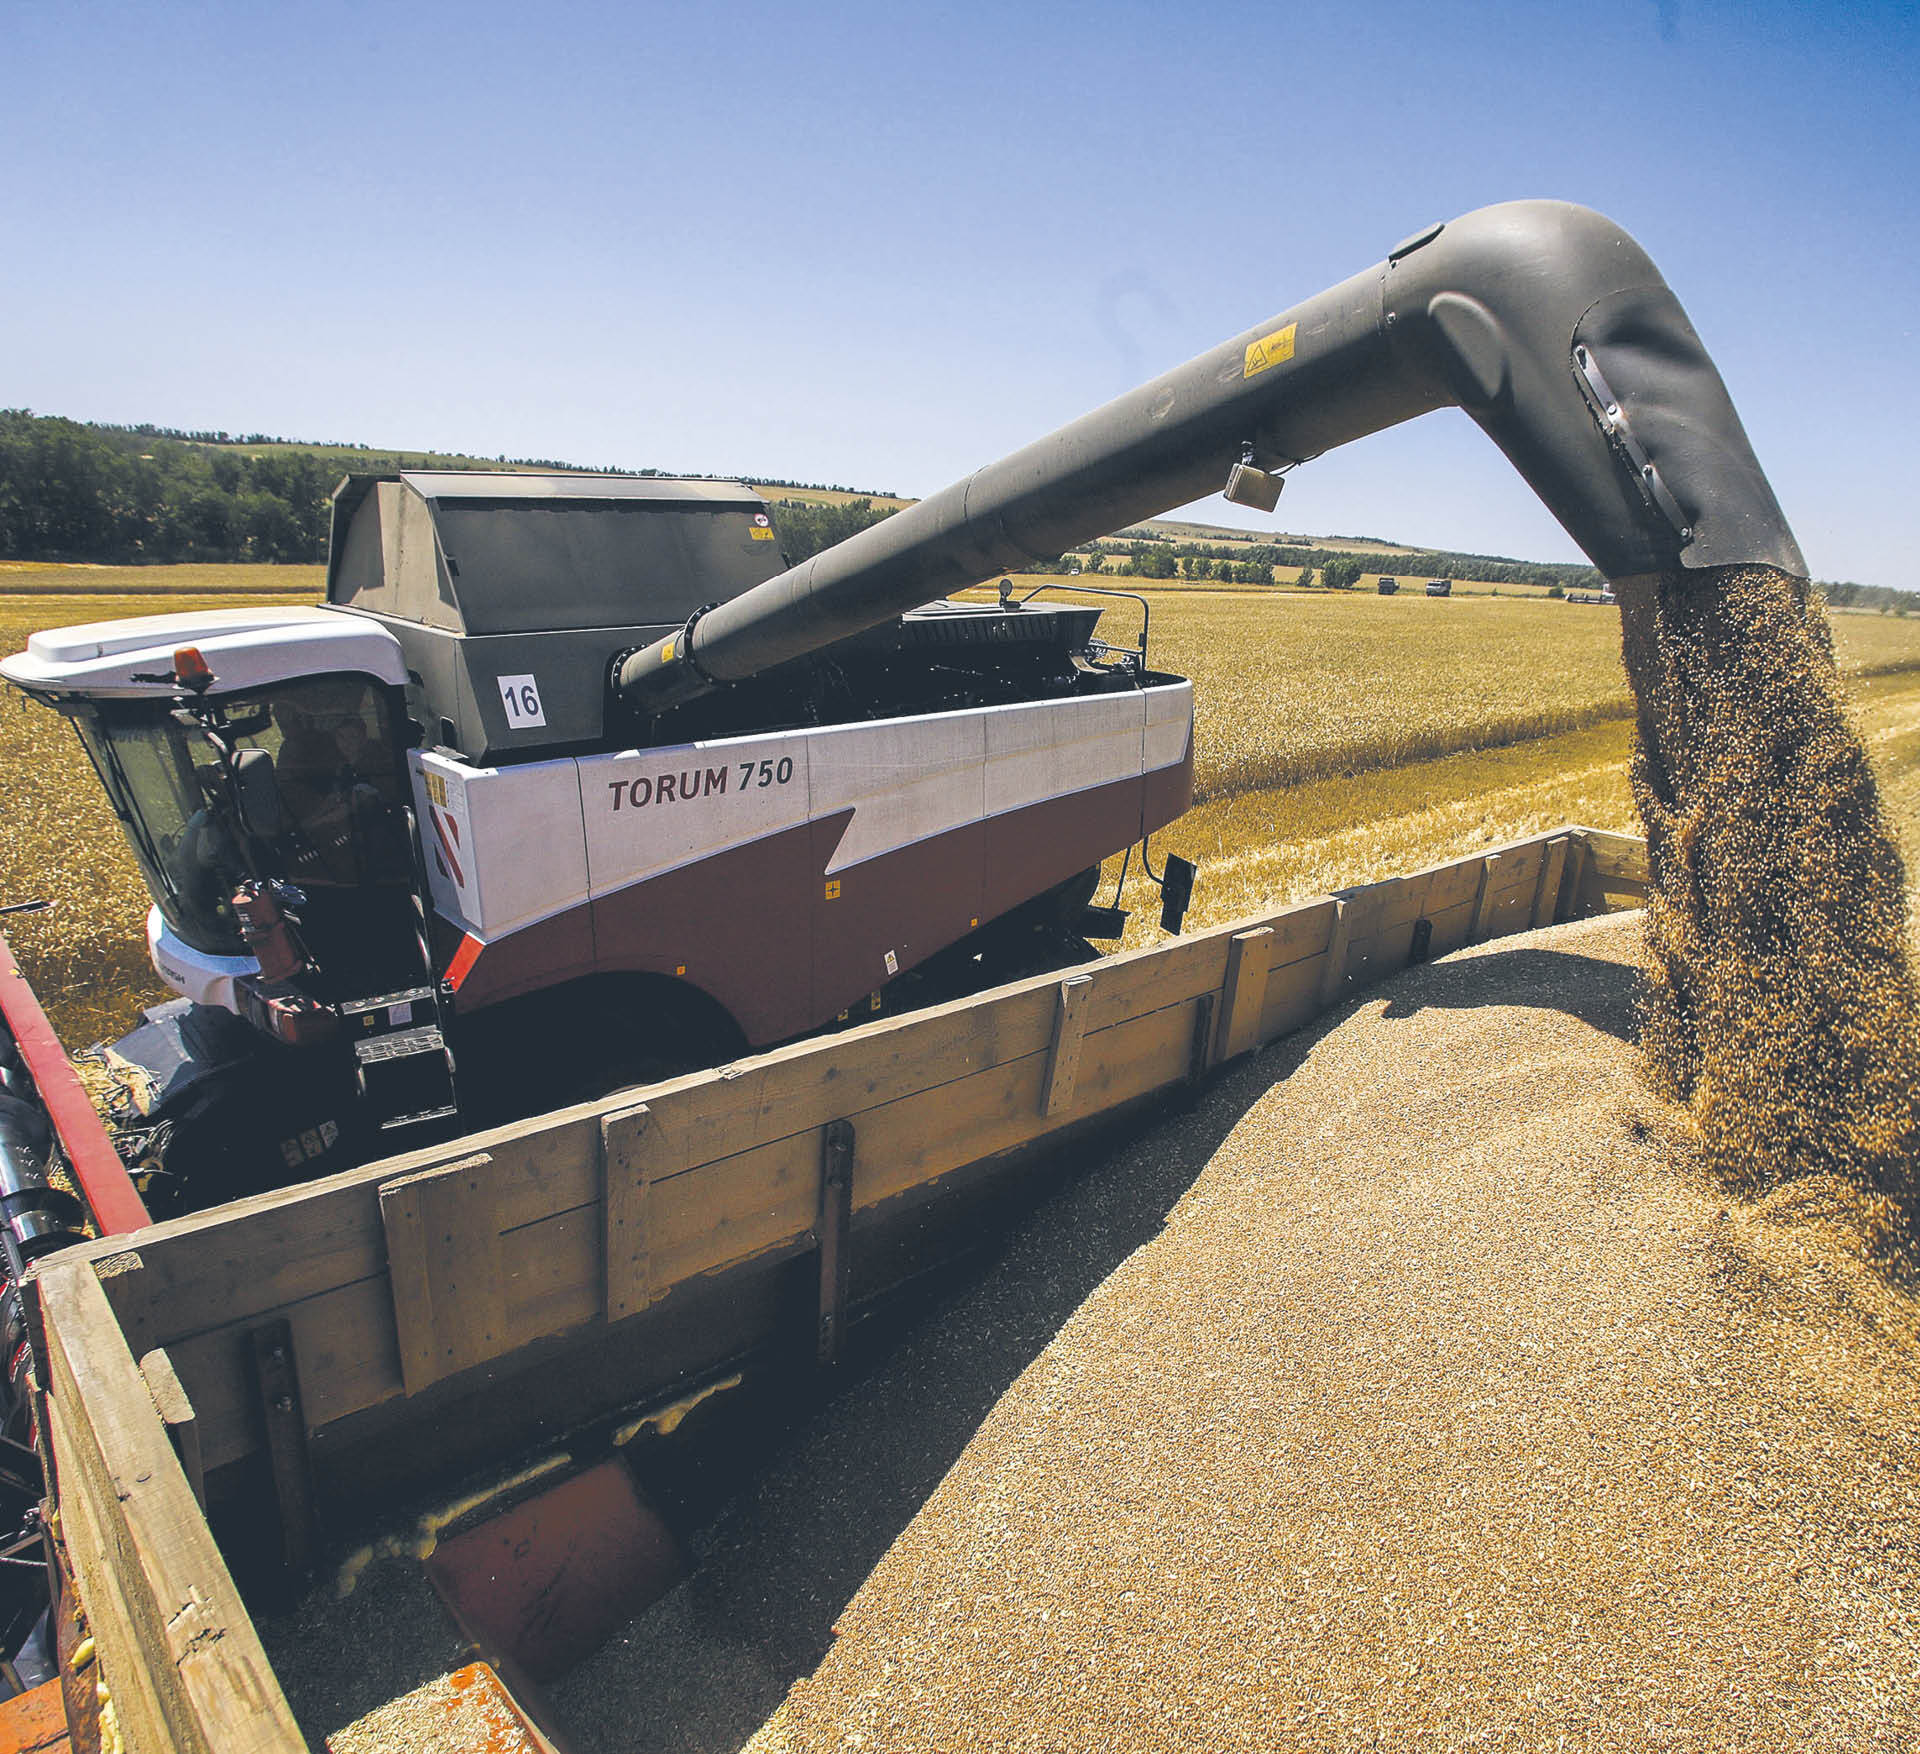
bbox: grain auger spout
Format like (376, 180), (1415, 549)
(617, 197), (1804, 714)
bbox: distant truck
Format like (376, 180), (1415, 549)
(1377, 576), (1399, 595)
(1426, 579), (1452, 598)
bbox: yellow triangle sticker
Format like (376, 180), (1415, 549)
(1243, 323), (1297, 379)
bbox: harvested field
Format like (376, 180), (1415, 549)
(1116, 666), (1920, 950)
(982, 579), (1920, 804)
(535, 911), (1920, 1753)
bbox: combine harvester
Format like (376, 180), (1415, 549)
(0, 200), (1799, 1752)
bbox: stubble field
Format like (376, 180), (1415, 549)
(5, 566), (1920, 1047)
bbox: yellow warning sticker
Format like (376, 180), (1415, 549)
(750, 527), (776, 541)
(1243, 323), (1297, 379)
(824, 879), (841, 901)
(661, 640), (675, 662)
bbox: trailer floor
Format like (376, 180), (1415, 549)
(525, 911), (1920, 1754)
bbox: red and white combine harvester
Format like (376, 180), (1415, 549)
(4, 475), (1193, 1206)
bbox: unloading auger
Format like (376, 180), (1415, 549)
(617, 198), (1803, 714)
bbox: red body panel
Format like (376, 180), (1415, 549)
(0, 927), (149, 1235)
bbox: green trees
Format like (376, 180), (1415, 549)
(767, 496), (898, 563)
(0, 412), (350, 562)
(1319, 553), (1364, 591)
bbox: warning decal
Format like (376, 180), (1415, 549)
(1243, 323), (1297, 379)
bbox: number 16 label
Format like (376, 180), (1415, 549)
(497, 673), (546, 729)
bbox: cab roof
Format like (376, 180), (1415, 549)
(0, 606), (407, 699)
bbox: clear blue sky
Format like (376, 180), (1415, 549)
(6, 0), (1916, 585)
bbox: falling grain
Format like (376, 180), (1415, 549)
(1617, 565), (1920, 1209)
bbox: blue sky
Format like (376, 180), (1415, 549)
(5, 0), (1916, 584)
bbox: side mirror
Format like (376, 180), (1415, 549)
(233, 747), (286, 840)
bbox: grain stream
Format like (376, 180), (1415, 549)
(1618, 566), (1920, 1212)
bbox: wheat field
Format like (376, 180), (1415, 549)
(5, 571), (1920, 1048)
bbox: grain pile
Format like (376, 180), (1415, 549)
(549, 914), (1920, 1753)
(1616, 564), (1920, 1210)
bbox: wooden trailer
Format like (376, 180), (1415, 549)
(17, 826), (1650, 1753)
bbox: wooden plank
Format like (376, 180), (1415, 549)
(1327, 883), (1399, 998)
(1468, 854), (1502, 943)
(1318, 898), (1353, 1008)
(853, 998), (1199, 1212)
(1583, 830), (1651, 880)
(1531, 835), (1571, 929)
(647, 1133), (818, 1292)
(601, 1103), (674, 1324)
(44, 1389), (181, 1754)
(1040, 975), (1095, 1116)
(38, 1262), (304, 1754)
(379, 1154), (504, 1396)
(1214, 927), (1273, 1064)
(138, 1349), (204, 1512)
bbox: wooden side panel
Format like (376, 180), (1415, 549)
(1574, 828), (1650, 914)
(38, 1263), (304, 1754)
(379, 1155), (505, 1396)
(1318, 898), (1354, 1008)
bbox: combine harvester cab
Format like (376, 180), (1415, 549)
(2, 475), (1192, 1209)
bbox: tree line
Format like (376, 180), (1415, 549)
(0, 409), (906, 568)
(1085, 537), (1607, 592)
(5, 411), (1910, 611)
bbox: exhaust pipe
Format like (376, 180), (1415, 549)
(618, 199), (1802, 715)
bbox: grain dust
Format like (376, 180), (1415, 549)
(1615, 564), (1920, 1211)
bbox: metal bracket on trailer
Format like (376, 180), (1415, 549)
(816, 1120), (856, 1367)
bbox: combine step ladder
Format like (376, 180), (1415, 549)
(344, 985), (459, 1132)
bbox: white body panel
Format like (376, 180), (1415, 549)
(410, 682), (1192, 945)
(809, 711), (987, 876)
(984, 693), (1147, 820)
(147, 907), (259, 1011)
(412, 754), (591, 938)
(1145, 681), (1192, 771)
(579, 733), (816, 899)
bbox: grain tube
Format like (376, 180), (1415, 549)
(617, 199), (1802, 713)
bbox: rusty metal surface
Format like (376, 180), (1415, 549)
(425, 1460), (680, 1684)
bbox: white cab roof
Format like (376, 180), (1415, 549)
(0, 605), (408, 699)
